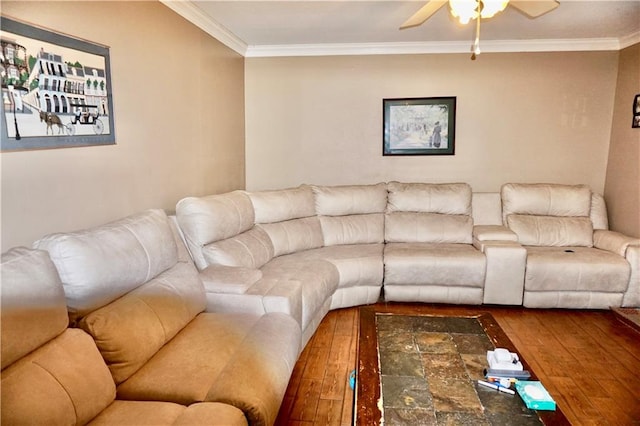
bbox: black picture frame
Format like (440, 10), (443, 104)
(383, 97), (456, 156)
(633, 94), (640, 129)
(1, 16), (116, 151)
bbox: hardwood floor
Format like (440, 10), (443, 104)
(275, 303), (640, 426)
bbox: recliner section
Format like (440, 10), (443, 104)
(1, 246), (251, 426)
(501, 183), (639, 308)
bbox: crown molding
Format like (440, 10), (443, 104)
(159, 0), (247, 56)
(160, 1), (639, 58)
(245, 37), (626, 58)
(619, 31), (640, 49)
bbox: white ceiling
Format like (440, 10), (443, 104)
(161, 0), (640, 56)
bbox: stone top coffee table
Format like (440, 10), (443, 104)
(355, 304), (569, 425)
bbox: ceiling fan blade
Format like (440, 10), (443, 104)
(400, 0), (448, 29)
(509, 0), (560, 18)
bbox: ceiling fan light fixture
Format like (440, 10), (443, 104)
(480, 0), (509, 18)
(449, 0), (479, 24)
(449, 0), (510, 24)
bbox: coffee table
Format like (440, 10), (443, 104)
(355, 304), (570, 425)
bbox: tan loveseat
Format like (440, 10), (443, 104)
(2, 209), (301, 426)
(1, 247), (249, 425)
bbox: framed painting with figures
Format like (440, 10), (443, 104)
(383, 97), (456, 156)
(1, 16), (115, 151)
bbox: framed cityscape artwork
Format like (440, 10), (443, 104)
(383, 97), (456, 156)
(1, 16), (115, 151)
(633, 94), (640, 129)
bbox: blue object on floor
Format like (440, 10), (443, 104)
(349, 369), (356, 390)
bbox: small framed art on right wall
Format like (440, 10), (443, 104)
(633, 94), (640, 128)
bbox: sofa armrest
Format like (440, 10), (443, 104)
(473, 240), (527, 305)
(593, 230), (640, 257)
(200, 265), (263, 294)
(594, 230), (640, 307)
(473, 225), (518, 247)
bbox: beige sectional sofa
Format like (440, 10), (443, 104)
(176, 181), (639, 336)
(2, 181), (638, 425)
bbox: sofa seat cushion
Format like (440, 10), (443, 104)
(1, 328), (116, 426)
(88, 401), (248, 426)
(116, 312), (300, 426)
(289, 244), (384, 289)
(524, 246), (631, 293)
(79, 261), (206, 385)
(260, 257), (339, 330)
(200, 265), (263, 294)
(384, 243), (486, 287)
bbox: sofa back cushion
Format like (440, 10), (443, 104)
(260, 217), (324, 257)
(501, 183), (595, 247)
(203, 226), (274, 268)
(313, 184), (387, 246)
(313, 183), (388, 216)
(385, 212), (473, 244)
(1, 328), (116, 425)
(249, 185), (316, 224)
(176, 191), (255, 270)
(387, 182), (472, 215)
(34, 209), (179, 320)
(78, 261), (205, 384)
(249, 186), (324, 256)
(506, 215), (594, 247)
(501, 183), (592, 219)
(319, 215), (385, 246)
(1, 247), (68, 369)
(1, 248), (115, 425)
(385, 182), (473, 244)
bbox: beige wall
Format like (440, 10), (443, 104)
(1, 1), (245, 249)
(604, 43), (640, 238)
(245, 52), (618, 193)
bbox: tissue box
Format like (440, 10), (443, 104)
(515, 381), (556, 411)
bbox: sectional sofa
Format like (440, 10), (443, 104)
(176, 182), (639, 335)
(2, 181), (638, 425)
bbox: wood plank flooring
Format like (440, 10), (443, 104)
(275, 303), (640, 426)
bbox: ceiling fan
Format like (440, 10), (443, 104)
(400, 0), (560, 59)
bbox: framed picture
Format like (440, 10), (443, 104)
(1, 16), (115, 151)
(633, 94), (640, 129)
(383, 97), (456, 156)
